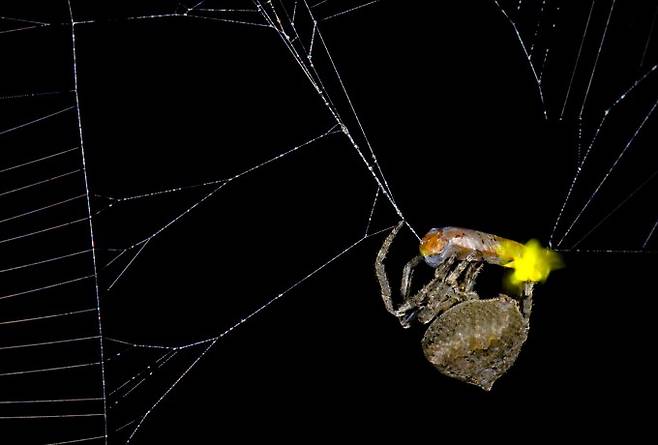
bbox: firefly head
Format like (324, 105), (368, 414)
(420, 228), (447, 267)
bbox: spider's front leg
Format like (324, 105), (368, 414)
(375, 221), (406, 317)
(400, 254), (424, 302)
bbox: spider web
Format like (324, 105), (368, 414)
(1, 0), (656, 443)
(494, 0), (658, 252)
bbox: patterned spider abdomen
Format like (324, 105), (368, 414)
(421, 296), (528, 391)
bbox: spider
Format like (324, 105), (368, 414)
(375, 221), (540, 391)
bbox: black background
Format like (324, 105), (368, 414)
(1, 0), (657, 443)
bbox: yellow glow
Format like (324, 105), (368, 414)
(497, 239), (563, 288)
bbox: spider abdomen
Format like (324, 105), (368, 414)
(421, 296), (527, 391)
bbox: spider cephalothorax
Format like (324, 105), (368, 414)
(375, 221), (543, 391)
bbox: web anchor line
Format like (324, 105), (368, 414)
(67, 0), (109, 442)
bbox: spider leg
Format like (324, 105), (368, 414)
(445, 252), (479, 287)
(402, 235), (469, 299)
(415, 255), (482, 324)
(461, 262), (484, 294)
(375, 223), (488, 329)
(433, 253), (457, 281)
(375, 221), (405, 316)
(401, 255), (424, 301)
(376, 221), (455, 328)
(398, 255), (458, 325)
(416, 291), (462, 324)
(519, 281), (534, 323)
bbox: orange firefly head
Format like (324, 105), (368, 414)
(420, 228), (446, 257)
